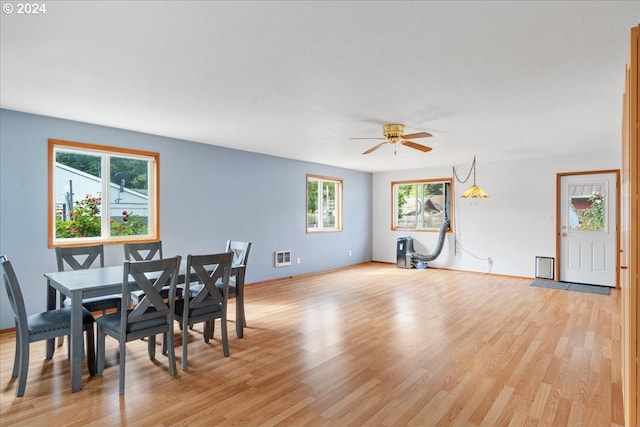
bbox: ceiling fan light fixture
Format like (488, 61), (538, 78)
(383, 124), (404, 143)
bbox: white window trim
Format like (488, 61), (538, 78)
(306, 174), (343, 233)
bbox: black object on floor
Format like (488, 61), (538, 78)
(530, 279), (610, 295)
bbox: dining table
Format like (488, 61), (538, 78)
(44, 261), (246, 392)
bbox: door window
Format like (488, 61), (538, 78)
(568, 182), (606, 232)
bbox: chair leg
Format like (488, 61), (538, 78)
(12, 331), (20, 378)
(238, 279), (248, 331)
(46, 336), (55, 359)
(96, 326), (106, 375)
(148, 335), (156, 359)
(16, 338), (29, 397)
(242, 303), (247, 328)
(182, 319), (189, 371)
(167, 325), (177, 377)
(57, 297), (66, 348)
(119, 339), (127, 395)
(203, 321), (211, 344)
(85, 325), (96, 376)
(161, 332), (167, 356)
(221, 315), (229, 357)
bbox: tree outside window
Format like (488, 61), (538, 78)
(49, 139), (159, 247)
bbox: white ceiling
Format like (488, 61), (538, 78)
(1, 1), (638, 173)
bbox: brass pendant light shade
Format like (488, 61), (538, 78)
(461, 184), (489, 198)
(453, 156), (489, 198)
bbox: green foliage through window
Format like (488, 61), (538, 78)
(55, 195), (102, 238)
(49, 139), (158, 247)
(307, 174), (342, 232)
(393, 178), (451, 231)
(55, 195), (148, 238)
(576, 191), (605, 231)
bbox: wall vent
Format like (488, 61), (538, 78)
(275, 250), (292, 267)
(535, 256), (555, 280)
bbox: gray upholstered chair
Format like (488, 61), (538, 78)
(96, 255), (181, 395)
(123, 241), (163, 262)
(175, 251), (233, 370)
(123, 241), (180, 303)
(56, 245), (121, 314)
(189, 241), (251, 338)
(1, 255), (96, 397)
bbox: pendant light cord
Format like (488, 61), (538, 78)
(452, 156), (476, 185)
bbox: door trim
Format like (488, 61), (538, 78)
(555, 169), (621, 288)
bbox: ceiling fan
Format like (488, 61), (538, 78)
(351, 124), (433, 155)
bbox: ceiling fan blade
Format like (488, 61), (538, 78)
(362, 142), (388, 154)
(350, 137), (387, 140)
(401, 140), (432, 152)
(401, 131), (432, 139)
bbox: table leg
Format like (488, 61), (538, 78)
(70, 292), (84, 392)
(235, 267), (245, 338)
(46, 280), (57, 359)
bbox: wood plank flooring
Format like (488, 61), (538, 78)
(0, 263), (623, 426)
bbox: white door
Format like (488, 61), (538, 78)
(559, 172), (617, 287)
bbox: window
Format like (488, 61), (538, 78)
(307, 174), (342, 233)
(567, 182), (606, 232)
(392, 178), (452, 231)
(49, 139), (159, 247)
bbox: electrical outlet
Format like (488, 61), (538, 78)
(349, 250), (352, 256)
(297, 257), (301, 264)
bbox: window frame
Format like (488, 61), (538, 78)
(391, 177), (453, 232)
(306, 174), (343, 233)
(48, 139), (160, 248)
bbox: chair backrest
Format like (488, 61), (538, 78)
(1, 256), (28, 332)
(123, 241), (163, 262)
(185, 252), (233, 312)
(121, 255), (181, 328)
(56, 244), (105, 272)
(225, 241), (251, 266)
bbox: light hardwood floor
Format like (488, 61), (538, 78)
(0, 263), (624, 426)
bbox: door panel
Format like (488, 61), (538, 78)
(559, 172), (617, 287)
(592, 243), (606, 271)
(567, 242), (581, 269)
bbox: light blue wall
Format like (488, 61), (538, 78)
(0, 109), (373, 329)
